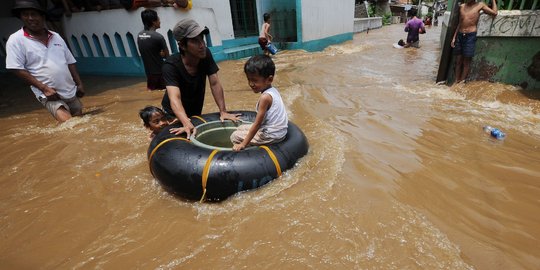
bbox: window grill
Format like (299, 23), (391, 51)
(230, 0), (259, 37)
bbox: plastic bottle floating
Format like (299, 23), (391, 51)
(483, 126), (506, 140)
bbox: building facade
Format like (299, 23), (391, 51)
(0, 0), (355, 76)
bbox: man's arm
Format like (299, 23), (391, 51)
(160, 36), (170, 58)
(482, 0), (498, 16)
(10, 69), (60, 100)
(208, 73), (241, 122)
(451, 21), (460, 48)
(232, 94), (272, 151)
(68, 63), (85, 97)
(166, 85), (194, 136)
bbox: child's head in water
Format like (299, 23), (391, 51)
(139, 106), (168, 135)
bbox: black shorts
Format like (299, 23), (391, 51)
(454, 32), (477, 58)
(146, 74), (165, 91)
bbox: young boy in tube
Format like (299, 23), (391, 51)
(230, 55), (288, 151)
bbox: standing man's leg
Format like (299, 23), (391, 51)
(454, 55), (463, 83)
(55, 106), (72, 122)
(452, 32), (465, 84)
(43, 97), (83, 122)
(461, 57), (472, 83)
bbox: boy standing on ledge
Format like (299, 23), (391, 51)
(451, 0), (498, 84)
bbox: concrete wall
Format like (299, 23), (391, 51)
(191, 1), (234, 40)
(65, 4), (235, 75)
(300, 0), (355, 42)
(477, 10), (540, 37)
(471, 10), (540, 89)
(354, 17), (383, 33)
(63, 6), (229, 57)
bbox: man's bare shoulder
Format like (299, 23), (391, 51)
(460, 2), (485, 13)
(477, 2), (489, 9)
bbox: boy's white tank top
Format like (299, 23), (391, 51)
(256, 87), (288, 139)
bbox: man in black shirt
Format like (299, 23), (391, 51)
(137, 9), (168, 91)
(162, 19), (240, 138)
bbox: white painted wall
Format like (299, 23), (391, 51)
(190, 1), (235, 40)
(63, 6), (224, 57)
(60, 3), (235, 58)
(300, 0), (355, 42)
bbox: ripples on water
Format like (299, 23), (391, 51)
(0, 24), (539, 269)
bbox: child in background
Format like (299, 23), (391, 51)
(258, 13), (273, 55)
(230, 55), (288, 151)
(139, 106), (183, 140)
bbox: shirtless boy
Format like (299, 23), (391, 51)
(451, 0), (498, 84)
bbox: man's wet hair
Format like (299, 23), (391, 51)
(409, 9), (417, 17)
(141, 9), (158, 31)
(244, 54), (275, 78)
(139, 105), (164, 126)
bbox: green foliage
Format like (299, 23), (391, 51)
(382, 12), (392, 25)
(368, 4), (376, 17)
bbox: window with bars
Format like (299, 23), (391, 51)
(230, 0), (259, 37)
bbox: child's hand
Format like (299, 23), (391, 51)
(232, 143), (245, 152)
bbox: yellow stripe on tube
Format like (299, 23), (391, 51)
(148, 137), (190, 177)
(259, 145), (282, 176)
(192, 115), (206, 123)
(200, 149), (219, 202)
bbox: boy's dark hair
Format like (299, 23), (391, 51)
(263, 13), (271, 22)
(244, 54), (275, 78)
(139, 105), (164, 126)
(141, 9), (158, 30)
(408, 9), (417, 17)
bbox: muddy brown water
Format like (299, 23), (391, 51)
(1, 24), (539, 269)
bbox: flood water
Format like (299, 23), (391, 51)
(1, 24), (539, 269)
